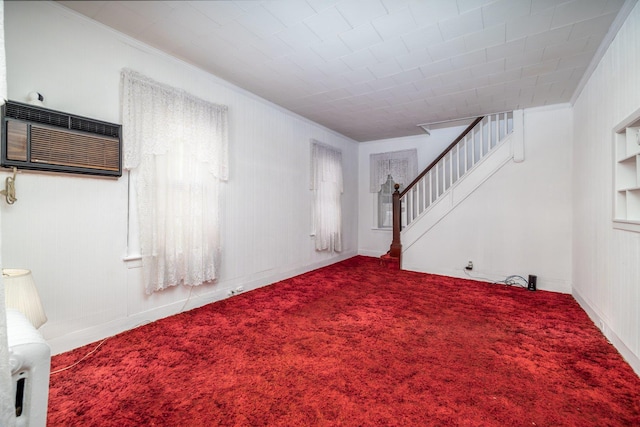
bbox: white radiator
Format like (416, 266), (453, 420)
(7, 309), (51, 427)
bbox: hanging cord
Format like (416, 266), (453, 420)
(1, 167), (18, 204)
(50, 320), (151, 375)
(51, 286), (200, 375)
(464, 268), (528, 288)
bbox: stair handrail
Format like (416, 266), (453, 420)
(389, 116), (485, 260)
(399, 117), (483, 198)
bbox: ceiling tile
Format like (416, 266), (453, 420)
(536, 67), (576, 84)
(251, 35), (296, 59)
(339, 23), (383, 51)
(367, 59), (403, 78)
(262, 1), (317, 26)
(336, 0), (388, 28)
(368, 37), (409, 62)
(408, 0), (459, 27)
(470, 58), (506, 78)
(524, 26), (572, 51)
(551, 0), (610, 28)
(486, 38), (526, 61)
(481, 0), (532, 28)
(137, 22), (187, 53)
(506, 8), (554, 41)
(121, 1), (175, 24)
(92, 1), (152, 37)
(276, 22), (322, 50)
(401, 24), (444, 51)
(541, 37), (590, 61)
(311, 37), (352, 61)
(366, 74), (401, 91)
(488, 68), (522, 85)
(505, 49), (544, 70)
(419, 59), (455, 77)
(341, 67), (377, 85)
(190, 1), (245, 26)
(391, 67), (425, 84)
(395, 48), (432, 71)
(450, 49), (487, 69)
(464, 24), (506, 52)
(520, 58), (559, 77)
(428, 37), (467, 61)
(321, 58), (353, 75)
(235, 5), (287, 38)
(568, 12), (617, 40)
(438, 8), (483, 41)
(438, 67), (473, 85)
(306, 0), (342, 14)
(340, 48), (379, 70)
(557, 51), (596, 70)
(371, 7), (419, 39)
(304, 6), (352, 40)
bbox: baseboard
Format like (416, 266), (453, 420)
(47, 251), (358, 355)
(358, 249), (386, 258)
(402, 264), (572, 294)
(572, 288), (640, 376)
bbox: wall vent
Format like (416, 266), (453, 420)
(1, 101), (122, 177)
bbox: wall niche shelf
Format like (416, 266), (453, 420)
(613, 107), (640, 233)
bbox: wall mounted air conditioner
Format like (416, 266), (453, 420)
(1, 101), (122, 177)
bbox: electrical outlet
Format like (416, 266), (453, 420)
(465, 261), (473, 270)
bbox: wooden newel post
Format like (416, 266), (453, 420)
(389, 183), (402, 258)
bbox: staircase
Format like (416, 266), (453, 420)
(386, 110), (523, 268)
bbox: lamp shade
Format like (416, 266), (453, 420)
(3, 268), (47, 329)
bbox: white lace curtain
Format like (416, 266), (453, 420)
(121, 69), (228, 294)
(370, 149), (418, 192)
(310, 141), (343, 253)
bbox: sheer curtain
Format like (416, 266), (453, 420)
(310, 140), (343, 253)
(121, 69), (228, 294)
(370, 149), (418, 192)
(0, 0), (16, 424)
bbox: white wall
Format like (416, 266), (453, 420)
(1, 1), (358, 354)
(398, 105), (574, 293)
(357, 127), (466, 257)
(571, 2), (640, 373)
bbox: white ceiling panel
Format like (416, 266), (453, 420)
(438, 9), (484, 41)
(336, 0), (388, 28)
(56, 0), (632, 141)
(262, 1), (317, 26)
(338, 23), (383, 51)
(371, 7), (419, 39)
(304, 6), (353, 40)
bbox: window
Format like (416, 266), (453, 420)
(310, 140), (343, 252)
(121, 69), (228, 293)
(370, 149), (417, 229)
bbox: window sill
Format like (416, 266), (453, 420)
(613, 220), (640, 233)
(123, 255), (142, 269)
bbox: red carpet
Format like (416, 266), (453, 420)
(48, 256), (640, 426)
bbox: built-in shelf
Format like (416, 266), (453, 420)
(613, 107), (640, 232)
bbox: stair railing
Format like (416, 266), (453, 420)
(389, 112), (514, 259)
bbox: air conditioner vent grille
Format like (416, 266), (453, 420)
(6, 103), (70, 129)
(31, 126), (120, 172)
(70, 117), (120, 138)
(1, 101), (122, 177)
(4, 102), (120, 138)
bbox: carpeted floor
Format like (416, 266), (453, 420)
(48, 256), (640, 426)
